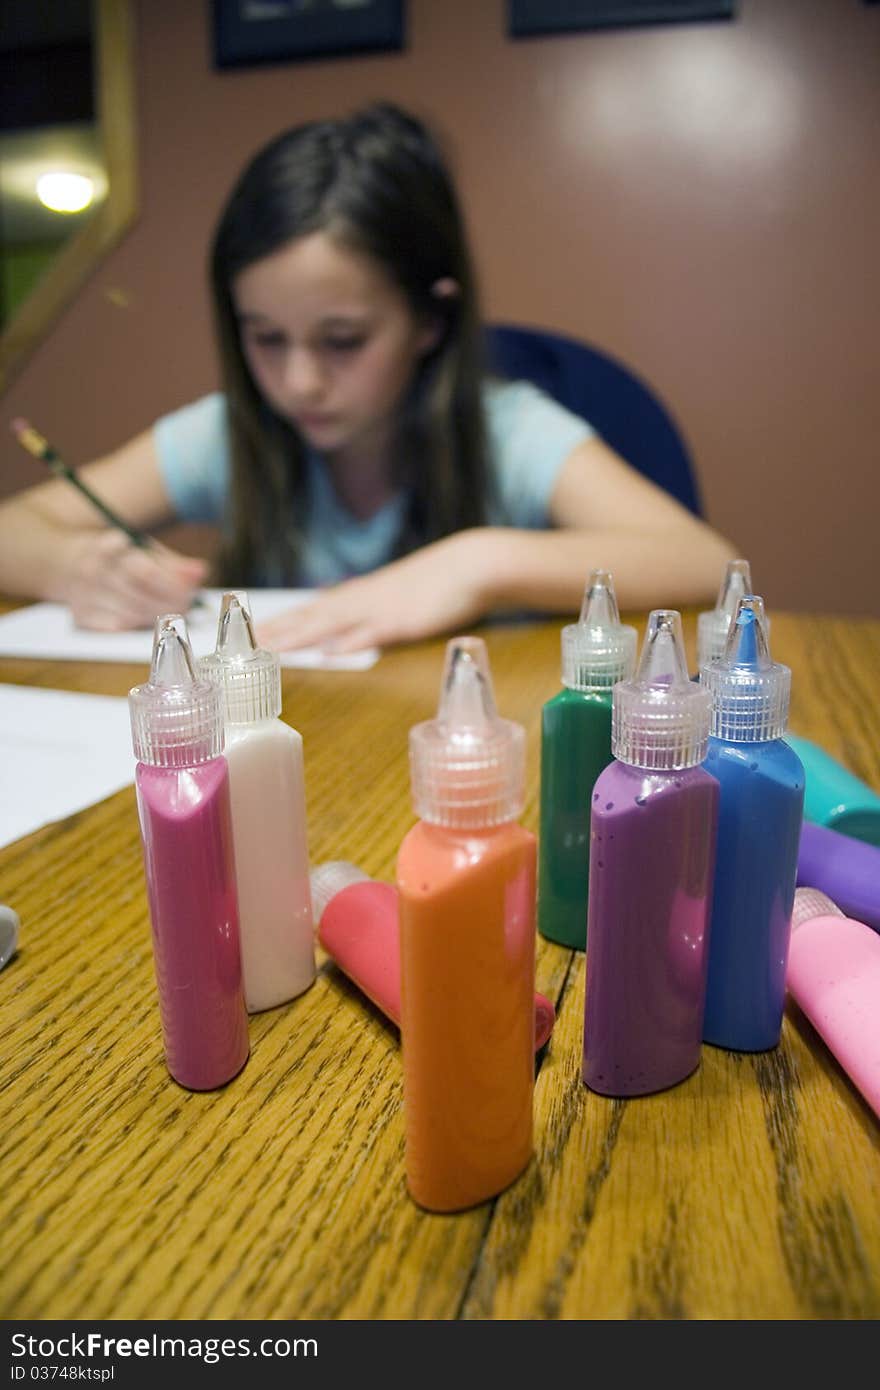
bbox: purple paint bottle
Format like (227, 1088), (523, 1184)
(129, 614), (249, 1091)
(583, 610), (719, 1097)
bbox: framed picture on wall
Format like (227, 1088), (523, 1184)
(213, 1), (405, 70)
(507, 0), (735, 38)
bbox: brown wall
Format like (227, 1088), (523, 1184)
(2, 0), (878, 615)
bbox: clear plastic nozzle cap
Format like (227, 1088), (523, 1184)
(199, 591), (282, 724)
(791, 886), (845, 931)
(310, 861), (371, 925)
(409, 636), (525, 828)
(129, 614), (224, 767)
(613, 610), (712, 770)
(561, 569), (637, 690)
(700, 595), (790, 742)
(697, 558), (753, 668)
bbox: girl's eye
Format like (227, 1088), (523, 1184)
(251, 332), (287, 350)
(323, 337), (366, 354)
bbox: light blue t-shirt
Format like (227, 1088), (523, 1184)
(154, 381), (593, 586)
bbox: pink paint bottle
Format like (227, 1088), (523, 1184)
(787, 887), (880, 1119)
(129, 614), (248, 1091)
(583, 610), (719, 1097)
(310, 861), (556, 1051)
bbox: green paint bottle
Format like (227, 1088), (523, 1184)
(538, 570), (637, 949)
(697, 559), (754, 670)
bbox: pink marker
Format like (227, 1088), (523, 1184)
(787, 887), (880, 1119)
(311, 862), (556, 1052)
(129, 614), (249, 1091)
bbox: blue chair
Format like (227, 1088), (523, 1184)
(485, 323), (702, 516)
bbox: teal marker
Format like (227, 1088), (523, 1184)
(538, 570), (637, 950)
(785, 733), (880, 848)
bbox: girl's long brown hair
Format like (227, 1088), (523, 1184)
(210, 103), (490, 585)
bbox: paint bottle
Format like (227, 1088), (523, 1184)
(0, 903), (19, 972)
(129, 614), (248, 1090)
(700, 596), (804, 1051)
(696, 558), (754, 669)
(582, 610), (718, 1097)
(787, 888), (880, 1119)
(538, 569), (637, 949)
(397, 637), (535, 1211)
(310, 861), (555, 1051)
(200, 591), (314, 1013)
(784, 733), (880, 848)
(797, 821), (880, 934)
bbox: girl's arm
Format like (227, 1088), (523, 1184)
(479, 434), (738, 612)
(0, 428), (207, 628)
(257, 436), (738, 654)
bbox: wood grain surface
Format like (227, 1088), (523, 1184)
(1, 608), (879, 1320)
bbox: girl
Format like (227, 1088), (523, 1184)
(0, 103), (735, 652)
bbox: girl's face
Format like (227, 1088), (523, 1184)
(233, 231), (438, 462)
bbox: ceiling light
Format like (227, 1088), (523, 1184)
(36, 171), (95, 214)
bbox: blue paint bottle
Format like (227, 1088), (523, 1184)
(700, 595), (804, 1052)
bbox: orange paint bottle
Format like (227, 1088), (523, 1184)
(397, 637), (536, 1212)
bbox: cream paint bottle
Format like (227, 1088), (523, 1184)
(201, 591), (314, 1012)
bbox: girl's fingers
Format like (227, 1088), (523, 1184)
(71, 597), (145, 631)
(89, 568), (198, 629)
(150, 537), (208, 568)
(322, 623), (382, 654)
(257, 600), (356, 651)
(119, 550), (204, 611)
(150, 543), (210, 583)
(66, 531), (206, 632)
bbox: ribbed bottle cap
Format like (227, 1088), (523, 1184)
(697, 558), (752, 668)
(0, 904), (19, 972)
(310, 861), (371, 925)
(561, 569), (637, 690)
(700, 596), (790, 742)
(129, 614), (224, 767)
(409, 636), (525, 828)
(791, 886), (845, 930)
(199, 591), (282, 724)
(613, 610), (712, 770)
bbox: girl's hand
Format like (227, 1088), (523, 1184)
(257, 532), (494, 653)
(62, 530), (209, 631)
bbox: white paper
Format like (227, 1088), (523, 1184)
(0, 590), (379, 670)
(0, 684), (135, 849)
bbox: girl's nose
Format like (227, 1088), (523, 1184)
(284, 347), (325, 402)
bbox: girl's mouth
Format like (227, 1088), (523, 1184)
(298, 413), (337, 430)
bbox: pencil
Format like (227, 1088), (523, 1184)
(11, 417), (151, 546)
(10, 417), (206, 610)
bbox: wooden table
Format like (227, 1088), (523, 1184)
(1, 609), (879, 1321)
